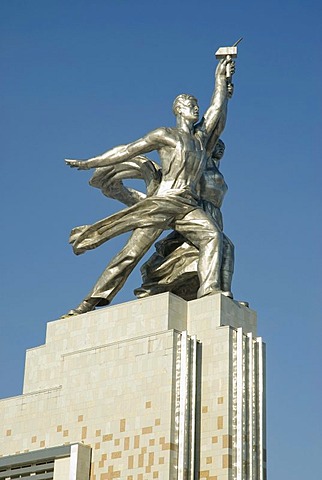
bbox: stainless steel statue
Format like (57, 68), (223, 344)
(63, 47), (238, 317)
(134, 139), (234, 301)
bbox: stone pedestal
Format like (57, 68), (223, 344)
(0, 293), (266, 479)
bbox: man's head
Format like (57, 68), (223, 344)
(172, 94), (199, 122)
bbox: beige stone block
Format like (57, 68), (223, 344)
(0, 292), (263, 479)
(53, 457), (70, 479)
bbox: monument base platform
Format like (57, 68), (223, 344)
(0, 293), (266, 480)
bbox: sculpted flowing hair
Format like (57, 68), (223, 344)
(172, 94), (198, 116)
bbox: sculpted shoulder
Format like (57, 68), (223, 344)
(146, 127), (177, 148)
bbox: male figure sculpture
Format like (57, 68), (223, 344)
(64, 55), (235, 316)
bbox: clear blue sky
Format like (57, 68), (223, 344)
(1, 1), (321, 477)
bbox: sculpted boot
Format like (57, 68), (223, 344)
(61, 298), (99, 318)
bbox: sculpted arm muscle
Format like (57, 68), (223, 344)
(126, 128), (176, 156)
(205, 102), (227, 155)
(66, 128), (174, 170)
(196, 58), (231, 141)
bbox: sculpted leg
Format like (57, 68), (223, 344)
(197, 232), (223, 297)
(63, 227), (162, 317)
(88, 226), (162, 302)
(220, 234), (234, 298)
(174, 209), (223, 298)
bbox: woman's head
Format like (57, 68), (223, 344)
(212, 139), (225, 161)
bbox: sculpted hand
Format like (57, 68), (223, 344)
(65, 159), (91, 170)
(216, 56), (236, 79)
(227, 83), (234, 99)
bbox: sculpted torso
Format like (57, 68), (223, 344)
(200, 159), (228, 208)
(149, 127), (207, 198)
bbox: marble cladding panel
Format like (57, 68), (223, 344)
(23, 294), (187, 394)
(1, 293), (262, 480)
(188, 293), (257, 338)
(194, 324), (234, 479)
(1, 329), (182, 479)
(220, 295), (257, 336)
(46, 293), (186, 350)
(187, 294), (258, 479)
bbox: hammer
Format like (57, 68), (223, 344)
(215, 37), (243, 82)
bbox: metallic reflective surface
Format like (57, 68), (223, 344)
(134, 139), (235, 301)
(232, 328), (267, 479)
(63, 51), (237, 317)
(175, 331), (198, 480)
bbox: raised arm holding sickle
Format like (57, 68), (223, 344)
(63, 54), (236, 317)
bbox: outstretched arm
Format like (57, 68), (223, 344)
(196, 57), (235, 141)
(65, 128), (173, 170)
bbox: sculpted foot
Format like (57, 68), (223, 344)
(221, 290), (233, 299)
(60, 298), (99, 318)
(198, 287), (221, 299)
(200, 290), (234, 300)
(134, 285), (167, 298)
(236, 300), (249, 308)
